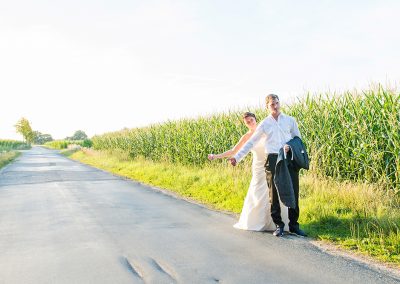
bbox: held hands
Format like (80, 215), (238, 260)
(208, 153), (237, 166)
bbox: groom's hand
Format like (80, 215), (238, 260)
(284, 144), (290, 153)
(229, 157), (237, 166)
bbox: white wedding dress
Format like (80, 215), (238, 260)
(233, 137), (289, 231)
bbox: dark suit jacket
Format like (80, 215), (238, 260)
(287, 136), (309, 170)
(274, 136), (309, 208)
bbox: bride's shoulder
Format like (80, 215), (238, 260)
(237, 132), (252, 145)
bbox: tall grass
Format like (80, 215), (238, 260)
(0, 140), (26, 169)
(92, 87), (399, 190)
(0, 151), (20, 169)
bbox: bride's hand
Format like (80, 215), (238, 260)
(208, 154), (215, 161)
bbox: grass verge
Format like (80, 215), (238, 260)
(67, 148), (400, 266)
(0, 151), (20, 169)
(67, 149), (251, 212)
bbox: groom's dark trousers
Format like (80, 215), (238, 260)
(265, 153), (300, 230)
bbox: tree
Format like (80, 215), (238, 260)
(67, 130), (88, 141)
(14, 118), (35, 144)
(33, 131), (53, 145)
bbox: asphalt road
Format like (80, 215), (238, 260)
(0, 147), (399, 284)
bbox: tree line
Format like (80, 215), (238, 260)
(14, 117), (88, 145)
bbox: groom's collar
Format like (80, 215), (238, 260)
(268, 112), (285, 120)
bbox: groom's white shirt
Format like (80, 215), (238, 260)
(234, 113), (301, 163)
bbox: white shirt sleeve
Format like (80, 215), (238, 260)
(233, 121), (266, 163)
(291, 118), (301, 139)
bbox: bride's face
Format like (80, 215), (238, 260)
(243, 117), (256, 129)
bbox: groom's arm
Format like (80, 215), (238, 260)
(291, 118), (301, 139)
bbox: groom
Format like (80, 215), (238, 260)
(230, 94), (306, 237)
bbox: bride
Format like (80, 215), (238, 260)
(208, 112), (288, 231)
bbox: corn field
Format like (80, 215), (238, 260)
(289, 88), (400, 189)
(92, 87), (400, 190)
(0, 140), (30, 151)
(92, 111), (255, 165)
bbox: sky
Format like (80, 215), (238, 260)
(1, 0), (399, 140)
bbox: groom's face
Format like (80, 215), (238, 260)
(267, 98), (280, 115)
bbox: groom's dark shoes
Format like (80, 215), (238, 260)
(273, 226), (284, 237)
(289, 227), (307, 237)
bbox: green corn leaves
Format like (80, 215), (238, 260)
(92, 87), (400, 190)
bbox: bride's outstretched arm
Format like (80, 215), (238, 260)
(208, 133), (251, 161)
(233, 122), (266, 164)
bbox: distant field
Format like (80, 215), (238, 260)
(0, 140), (30, 152)
(44, 139), (92, 150)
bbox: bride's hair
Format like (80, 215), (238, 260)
(242, 112), (257, 121)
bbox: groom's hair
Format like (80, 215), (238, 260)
(242, 112), (257, 121)
(266, 94), (279, 104)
